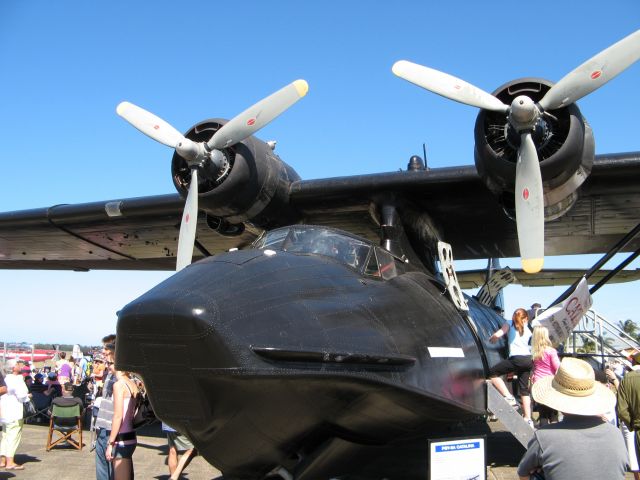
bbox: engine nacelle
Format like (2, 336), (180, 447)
(171, 119), (301, 229)
(474, 78), (594, 220)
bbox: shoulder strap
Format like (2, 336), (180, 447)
(123, 380), (133, 397)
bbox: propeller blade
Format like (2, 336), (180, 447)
(540, 29), (640, 110)
(207, 79), (309, 150)
(116, 101), (186, 148)
(176, 169), (199, 272)
(515, 132), (544, 274)
(392, 60), (508, 113)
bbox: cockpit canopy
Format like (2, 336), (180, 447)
(252, 226), (412, 280)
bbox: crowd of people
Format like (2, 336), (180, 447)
(92, 334), (196, 480)
(488, 304), (640, 479)
(4, 308), (640, 478)
(0, 335), (196, 478)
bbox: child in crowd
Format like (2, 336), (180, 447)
(531, 325), (560, 425)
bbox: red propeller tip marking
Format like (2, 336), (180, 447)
(523, 188), (530, 200)
(247, 118), (256, 126)
(591, 70), (602, 80)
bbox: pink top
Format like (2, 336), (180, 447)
(119, 396), (135, 434)
(531, 347), (560, 384)
(115, 381), (136, 445)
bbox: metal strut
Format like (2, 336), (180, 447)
(549, 221), (640, 306)
(589, 247), (640, 295)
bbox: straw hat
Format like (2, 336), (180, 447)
(532, 357), (615, 416)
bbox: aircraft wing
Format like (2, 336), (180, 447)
(0, 194), (261, 271)
(457, 268), (640, 289)
(291, 152), (640, 260)
(0, 152), (639, 271)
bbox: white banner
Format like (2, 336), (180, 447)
(533, 277), (592, 345)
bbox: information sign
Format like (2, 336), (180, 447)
(428, 436), (486, 480)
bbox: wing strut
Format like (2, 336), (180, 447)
(549, 221), (640, 306)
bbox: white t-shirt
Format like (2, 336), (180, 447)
(0, 373), (30, 423)
(507, 320), (532, 357)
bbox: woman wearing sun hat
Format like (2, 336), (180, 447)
(517, 357), (628, 479)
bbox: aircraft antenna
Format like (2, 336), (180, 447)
(422, 143), (428, 170)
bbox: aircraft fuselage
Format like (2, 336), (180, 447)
(117, 226), (507, 479)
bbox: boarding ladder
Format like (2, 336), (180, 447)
(486, 382), (534, 448)
(564, 309), (640, 367)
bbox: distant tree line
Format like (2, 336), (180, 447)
(32, 343), (97, 352)
(617, 319), (640, 343)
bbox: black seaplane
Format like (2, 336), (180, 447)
(2, 30), (640, 479)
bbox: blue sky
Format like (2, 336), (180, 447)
(1, 1), (639, 344)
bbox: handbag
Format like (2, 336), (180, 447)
(24, 399), (37, 418)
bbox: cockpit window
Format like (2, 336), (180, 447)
(363, 247), (405, 280)
(364, 250), (380, 276)
(253, 227), (412, 279)
(253, 228), (289, 250)
(254, 227), (370, 270)
(376, 248), (398, 280)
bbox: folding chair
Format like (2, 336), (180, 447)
(30, 392), (53, 424)
(46, 403), (83, 451)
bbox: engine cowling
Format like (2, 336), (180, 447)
(171, 119), (301, 230)
(474, 78), (594, 221)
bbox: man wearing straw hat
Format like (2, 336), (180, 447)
(517, 357), (628, 479)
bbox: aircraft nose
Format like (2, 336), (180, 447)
(115, 272), (238, 424)
(114, 248), (365, 427)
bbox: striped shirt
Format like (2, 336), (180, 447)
(95, 372), (116, 430)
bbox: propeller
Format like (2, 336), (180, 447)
(392, 29), (640, 273)
(515, 132), (544, 274)
(539, 29), (640, 110)
(391, 61), (508, 113)
(117, 79), (309, 271)
(176, 168), (199, 272)
(116, 102), (201, 162)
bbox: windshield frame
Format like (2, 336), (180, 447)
(252, 225), (412, 279)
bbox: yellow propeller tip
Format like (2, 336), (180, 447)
(116, 101), (129, 115)
(391, 60), (406, 77)
(293, 80), (309, 98)
(522, 258), (544, 274)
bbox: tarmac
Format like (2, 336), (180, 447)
(0, 421), (222, 480)
(0, 419), (636, 479)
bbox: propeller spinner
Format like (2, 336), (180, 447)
(392, 29), (640, 273)
(117, 79), (309, 271)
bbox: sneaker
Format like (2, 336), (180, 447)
(504, 395), (518, 407)
(525, 418), (535, 429)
